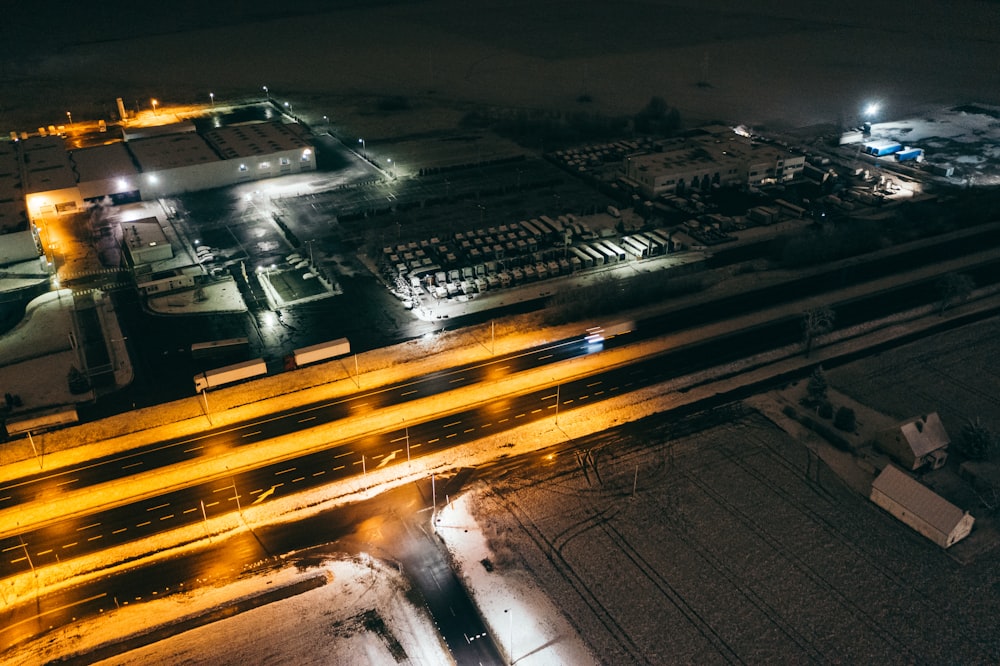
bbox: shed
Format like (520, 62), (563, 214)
(870, 464), (974, 548)
(874, 412), (949, 471)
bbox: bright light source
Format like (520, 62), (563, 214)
(864, 102), (880, 117)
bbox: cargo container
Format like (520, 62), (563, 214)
(292, 338), (350, 368)
(895, 147), (924, 162)
(194, 359), (267, 393)
(863, 140), (902, 157)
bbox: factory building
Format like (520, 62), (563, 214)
(619, 126), (805, 199)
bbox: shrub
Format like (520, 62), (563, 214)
(834, 406), (856, 432)
(817, 401), (833, 419)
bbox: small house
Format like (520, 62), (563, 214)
(870, 464), (974, 548)
(874, 412), (949, 471)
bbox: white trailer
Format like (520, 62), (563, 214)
(194, 359), (267, 393)
(621, 236), (648, 258)
(292, 338), (351, 368)
(5, 406), (79, 437)
(599, 240), (627, 262)
(570, 246), (593, 269)
(582, 245), (605, 266)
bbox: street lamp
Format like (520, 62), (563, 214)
(323, 115), (329, 127)
(65, 111), (73, 125)
(209, 92), (215, 107)
(387, 158), (393, 177)
(262, 85), (269, 100)
(358, 138), (366, 158)
(151, 98), (158, 115)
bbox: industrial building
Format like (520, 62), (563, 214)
(619, 125), (805, 199)
(870, 464), (974, 548)
(0, 116), (316, 267)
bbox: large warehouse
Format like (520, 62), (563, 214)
(12, 119), (315, 224)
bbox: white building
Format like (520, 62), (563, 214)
(874, 412), (950, 471)
(620, 126), (805, 199)
(870, 464), (974, 548)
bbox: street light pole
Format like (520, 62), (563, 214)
(505, 608), (513, 664)
(262, 85), (269, 100)
(358, 138), (366, 159)
(209, 92), (215, 107)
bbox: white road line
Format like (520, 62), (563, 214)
(112, 528), (127, 534)
(531, 409), (541, 414)
(401, 389), (418, 396)
(136, 521), (151, 527)
(444, 421), (462, 428)
(76, 523), (101, 531)
(56, 478), (78, 488)
(298, 416), (316, 423)
(121, 462), (143, 470)
(183, 446), (203, 453)
(275, 468), (296, 476)
(147, 503), (170, 512)
(242, 431), (262, 438)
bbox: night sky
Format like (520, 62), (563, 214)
(3, 1), (999, 130)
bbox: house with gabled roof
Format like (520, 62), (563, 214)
(874, 412), (950, 471)
(870, 464), (974, 548)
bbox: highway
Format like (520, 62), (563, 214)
(1, 251), (998, 657)
(2, 243), (998, 513)
(4, 256), (1000, 579)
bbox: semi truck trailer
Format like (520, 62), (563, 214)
(292, 338), (351, 368)
(194, 359), (267, 393)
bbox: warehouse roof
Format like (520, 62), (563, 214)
(127, 133), (221, 172)
(201, 122), (311, 159)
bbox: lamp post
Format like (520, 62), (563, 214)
(358, 138), (366, 159)
(262, 85), (269, 100)
(65, 111), (73, 125)
(322, 115), (329, 127)
(504, 608), (513, 664)
(387, 158), (393, 178)
(151, 98), (158, 115)
(209, 92), (215, 107)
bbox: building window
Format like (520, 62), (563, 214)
(239, 164), (248, 172)
(259, 161), (271, 170)
(279, 157), (290, 166)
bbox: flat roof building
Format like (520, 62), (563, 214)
(620, 126), (805, 199)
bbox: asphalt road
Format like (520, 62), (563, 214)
(7, 262), (1000, 579)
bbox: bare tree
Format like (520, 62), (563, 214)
(802, 305), (835, 358)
